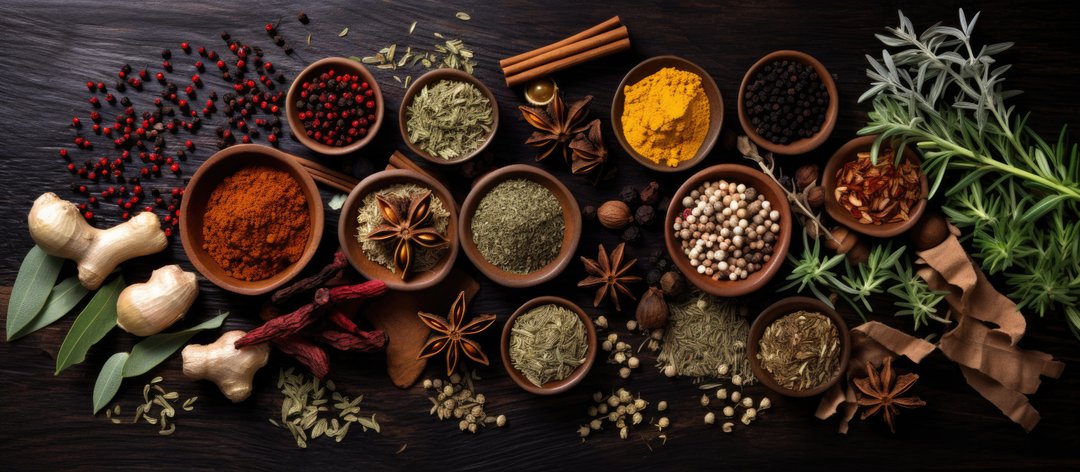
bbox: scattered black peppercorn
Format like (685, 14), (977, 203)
(619, 186), (637, 205)
(161, 48), (171, 59)
(646, 269), (662, 286)
(582, 205), (597, 221)
(634, 205), (655, 226)
(743, 59), (829, 144)
(298, 11), (310, 24)
(621, 225), (641, 243)
(639, 181), (660, 205)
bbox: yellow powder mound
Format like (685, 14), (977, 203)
(621, 67), (710, 167)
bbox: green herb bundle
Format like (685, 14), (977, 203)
(859, 10), (1080, 336)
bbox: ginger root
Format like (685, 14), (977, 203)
(117, 265), (199, 336)
(28, 192), (167, 290)
(182, 330), (270, 402)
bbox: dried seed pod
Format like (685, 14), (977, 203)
(639, 181), (661, 205)
(635, 287), (669, 329)
(597, 200), (633, 230)
(659, 271), (685, 297)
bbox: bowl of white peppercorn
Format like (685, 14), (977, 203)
(665, 164), (792, 297)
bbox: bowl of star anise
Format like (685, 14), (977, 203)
(337, 169), (459, 291)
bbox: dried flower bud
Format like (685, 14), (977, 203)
(759, 397), (772, 411)
(639, 181), (661, 205)
(628, 357), (640, 369)
(614, 352), (627, 364)
(602, 340), (613, 351)
(718, 364), (730, 376)
(700, 394), (710, 407)
(716, 388), (728, 400)
(741, 408), (757, 425)
(742, 397), (754, 408)
(722, 422), (734, 433)
(657, 417), (670, 429)
(732, 374), (744, 386)
(595, 315), (608, 329)
(657, 400), (668, 412)
(795, 164), (819, 190)
(663, 365), (677, 378)
(723, 406), (735, 417)
(496, 415), (507, 427)
(597, 404), (608, 415)
(626, 319), (638, 331)
(619, 367), (631, 379)
(619, 426), (629, 439)
(578, 425), (591, 437)
(632, 412), (643, 425)
(634, 398), (646, 410)
(587, 406), (598, 417)
(592, 391), (603, 403)
(705, 412), (716, 425)
(423, 379), (433, 389)
(731, 391), (742, 403)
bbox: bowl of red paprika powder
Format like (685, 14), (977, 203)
(179, 144), (324, 295)
(286, 57), (384, 155)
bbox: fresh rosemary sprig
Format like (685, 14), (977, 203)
(859, 9), (1080, 337)
(841, 243), (905, 315)
(888, 261), (950, 331)
(779, 231), (855, 312)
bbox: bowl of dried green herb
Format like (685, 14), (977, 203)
(337, 169), (459, 292)
(459, 164), (581, 288)
(747, 296), (850, 397)
(501, 296), (597, 395)
(399, 68), (498, 165)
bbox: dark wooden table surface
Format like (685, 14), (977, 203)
(1, 1), (1078, 470)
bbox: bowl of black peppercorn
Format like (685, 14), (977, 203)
(738, 50), (838, 155)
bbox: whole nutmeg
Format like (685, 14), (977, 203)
(636, 287), (669, 329)
(659, 271), (685, 297)
(795, 164), (819, 190)
(597, 200), (634, 230)
(639, 181), (661, 205)
(805, 185), (825, 209)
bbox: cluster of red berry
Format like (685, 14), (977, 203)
(294, 71), (378, 147)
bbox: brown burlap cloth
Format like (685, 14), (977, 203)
(816, 223), (1065, 433)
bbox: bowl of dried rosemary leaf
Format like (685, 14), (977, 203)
(747, 296), (851, 398)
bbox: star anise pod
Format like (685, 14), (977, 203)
(578, 242), (641, 311)
(853, 357), (926, 433)
(519, 93), (592, 164)
(569, 119), (606, 176)
(367, 190), (448, 279)
(417, 291), (497, 376)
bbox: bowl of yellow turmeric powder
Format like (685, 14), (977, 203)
(611, 56), (723, 172)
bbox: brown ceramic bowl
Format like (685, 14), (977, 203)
(337, 169), (459, 292)
(747, 296), (851, 398)
(399, 68), (499, 166)
(737, 50), (838, 155)
(822, 135), (929, 238)
(286, 57), (384, 156)
(501, 296), (597, 395)
(179, 144), (324, 295)
(611, 55), (723, 172)
(459, 164), (581, 288)
(664, 164), (792, 297)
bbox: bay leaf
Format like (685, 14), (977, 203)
(122, 312), (229, 378)
(9, 276), (90, 341)
(55, 275), (125, 374)
(6, 245), (64, 340)
(92, 352), (129, 414)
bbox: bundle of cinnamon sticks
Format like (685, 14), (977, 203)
(500, 16), (631, 87)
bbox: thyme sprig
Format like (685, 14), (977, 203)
(859, 9), (1080, 336)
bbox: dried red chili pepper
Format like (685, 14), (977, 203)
(327, 280), (387, 303)
(274, 335), (330, 379)
(235, 288), (331, 347)
(316, 329), (387, 352)
(328, 309), (361, 334)
(270, 250), (348, 304)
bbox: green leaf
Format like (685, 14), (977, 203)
(1019, 194), (1066, 224)
(92, 352), (129, 414)
(6, 245), (64, 340)
(8, 276), (90, 341)
(56, 275), (125, 375)
(122, 312), (229, 378)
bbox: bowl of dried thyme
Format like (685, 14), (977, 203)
(746, 296), (850, 397)
(337, 169), (459, 292)
(399, 68), (498, 165)
(459, 164), (581, 288)
(501, 296), (597, 395)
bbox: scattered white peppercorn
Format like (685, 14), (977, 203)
(716, 388), (728, 400)
(628, 356), (640, 369)
(578, 425), (591, 437)
(700, 394), (710, 407)
(722, 422), (734, 433)
(732, 374), (744, 386)
(723, 406), (735, 417)
(663, 365), (677, 378)
(741, 408), (757, 425)
(657, 417), (670, 429)
(741, 397), (754, 409)
(705, 412), (716, 425)
(657, 401), (668, 412)
(626, 320), (638, 331)
(730, 391), (742, 404)
(619, 367), (631, 379)
(759, 397), (772, 411)
(718, 364), (730, 376)
(595, 315), (609, 329)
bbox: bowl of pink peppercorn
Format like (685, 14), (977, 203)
(286, 57), (384, 156)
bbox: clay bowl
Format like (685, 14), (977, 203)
(664, 164), (792, 297)
(459, 164), (581, 288)
(399, 68), (499, 166)
(822, 135), (929, 238)
(737, 50), (838, 155)
(179, 144), (324, 295)
(501, 296), (597, 395)
(337, 169), (459, 292)
(747, 296), (851, 398)
(285, 57), (384, 156)
(610, 55), (723, 173)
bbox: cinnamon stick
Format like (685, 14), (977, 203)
(499, 16), (622, 69)
(386, 150), (428, 176)
(294, 158), (359, 192)
(502, 26), (629, 77)
(505, 38), (632, 87)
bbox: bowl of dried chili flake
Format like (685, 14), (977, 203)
(822, 135), (928, 238)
